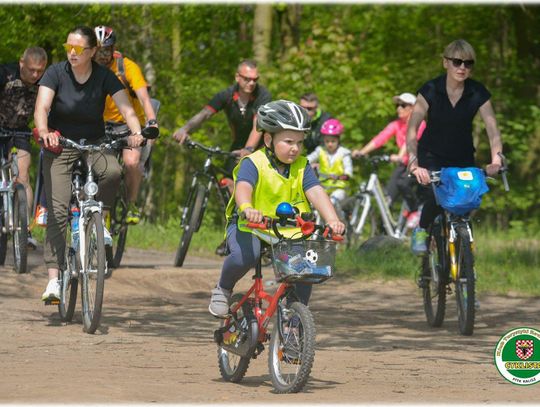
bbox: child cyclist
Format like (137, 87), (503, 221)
(209, 100), (345, 318)
(307, 118), (352, 213)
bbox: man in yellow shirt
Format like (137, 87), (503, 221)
(94, 25), (158, 224)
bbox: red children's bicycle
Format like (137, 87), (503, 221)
(213, 203), (342, 393)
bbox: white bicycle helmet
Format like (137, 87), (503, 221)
(94, 25), (116, 47)
(257, 100), (311, 134)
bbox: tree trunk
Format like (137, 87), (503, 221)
(279, 4), (302, 61)
(252, 4), (273, 65)
(171, 5), (181, 71)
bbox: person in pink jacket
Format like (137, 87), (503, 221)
(352, 93), (426, 222)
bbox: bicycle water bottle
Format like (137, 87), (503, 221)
(71, 206), (80, 250)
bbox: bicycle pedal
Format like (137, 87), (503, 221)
(43, 298), (60, 306)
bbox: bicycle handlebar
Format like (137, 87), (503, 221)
(184, 138), (239, 158)
(59, 136), (129, 152)
(246, 214), (344, 242)
(353, 154), (391, 164)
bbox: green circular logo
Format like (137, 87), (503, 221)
(494, 327), (540, 386)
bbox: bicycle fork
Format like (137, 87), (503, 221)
(447, 220), (474, 281)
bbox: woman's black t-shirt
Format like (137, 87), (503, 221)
(39, 60), (124, 142)
(418, 74), (491, 167)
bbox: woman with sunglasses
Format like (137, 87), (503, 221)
(34, 25), (144, 302)
(406, 39), (503, 257)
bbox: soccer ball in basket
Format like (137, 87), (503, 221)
(304, 249), (318, 265)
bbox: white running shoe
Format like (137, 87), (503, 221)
(103, 227), (113, 246)
(41, 278), (60, 301)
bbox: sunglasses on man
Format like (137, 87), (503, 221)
(396, 103), (411, 108)
(445, 56), (475, 69)
(237, 73), (259, 83)
(63, 43), (91, 56)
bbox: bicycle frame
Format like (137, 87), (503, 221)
(180, 147), (232, 230)
(436, 212), (474, 282)
(0, 137), (24, 235)
(0, 150), (15, 234)
(228, 262), (293, 344)
(350, 171), (408, 239)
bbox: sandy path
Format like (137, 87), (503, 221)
(0, 246), (538, 403)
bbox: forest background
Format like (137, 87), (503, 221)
(1, 3), (538, 233)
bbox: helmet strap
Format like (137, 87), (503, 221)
(264, 143), (290, 176)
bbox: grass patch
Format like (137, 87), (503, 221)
(126, 217), (225, 256)
(33, 219), (540, 296)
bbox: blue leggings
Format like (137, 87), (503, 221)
(219, 222), (312, 305)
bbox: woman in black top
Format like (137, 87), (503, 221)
(406, 39), (503, 254)
(34, 26), (144, 302)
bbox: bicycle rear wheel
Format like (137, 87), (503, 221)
(422, 220), (447, 327)
(12, 184), (28, 274)
(80, 211), (106, 334)
(174, 184), (205, 267)
(105, 181), (128, 272)
(268, 301), (316, 394)
(217, 293), (255, 382)
(455, 225), (475, 336)
(59, 246), (78, 322)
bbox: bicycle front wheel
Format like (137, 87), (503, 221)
(80, 211), (106, 334)
(422, 220), (447, 327)
(455, 225), (475, 336)
(105, 181), (128, 272)
(268, 301), (316, 394)
(12, 184), (28, 274)
(59, 247), (78, 322)
(174, 184), (205, 267)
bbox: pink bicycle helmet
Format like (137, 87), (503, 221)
(321, 118), (344, 137)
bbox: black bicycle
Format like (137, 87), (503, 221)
(104, 125), (159, 273)
(421, 154), (509, 335)
(0, 128), (31, 274)
(173, 139), (237, 267)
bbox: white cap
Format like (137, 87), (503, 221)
(392, 92), (416, 105)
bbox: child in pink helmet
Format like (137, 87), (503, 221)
(307, 118), (353, 207)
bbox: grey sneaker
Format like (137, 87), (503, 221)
(411, 227), (428, 256)
(41, 278), (60, 301)
(27, 235), (38, 250)
(208, 285), (232, 318)
(103, 227), (113, 247)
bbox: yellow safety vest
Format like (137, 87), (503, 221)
(226, 149), (311, 242)
(319, 149), (348, 191)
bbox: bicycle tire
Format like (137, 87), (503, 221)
(105, 181), (129, 272)
(268, 301), (316, 394)
(455, 225), (475, 336)
(12, 184), (28, 274)
(80, 211), (106, 334)
(59, 246), (78, 322)
(174, 184), (206, 267)
(422, 220), (447, 327)
(217, 293), (254, 382)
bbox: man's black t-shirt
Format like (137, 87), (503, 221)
(418, 74), (491, 167)
(39, 60), (124, 142)
(0, 62), (39, 130)
(206, 83), (271, 151)
(304, 110), (332, 155)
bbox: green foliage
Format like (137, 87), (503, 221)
(0, 4), (538, 226)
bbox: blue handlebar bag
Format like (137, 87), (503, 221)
(434, 167), (489, 215)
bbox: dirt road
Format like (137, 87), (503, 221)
(1, 246), (538, 403)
